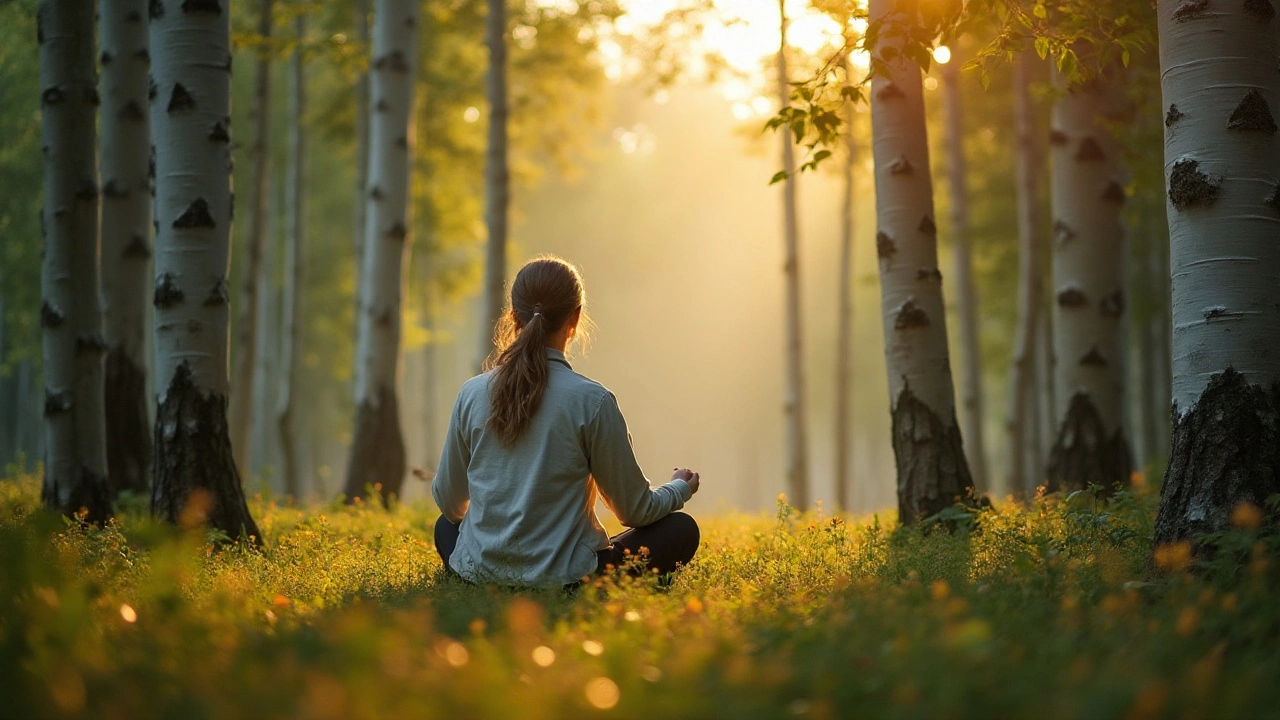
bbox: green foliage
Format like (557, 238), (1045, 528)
(4, 469), (1280, 718)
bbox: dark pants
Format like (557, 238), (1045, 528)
(434, 512), (700, 582)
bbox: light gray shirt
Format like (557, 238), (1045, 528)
(432, 348), (692, 586)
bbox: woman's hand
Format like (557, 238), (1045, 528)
(672, 468), (700, 495)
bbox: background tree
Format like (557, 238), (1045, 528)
(344, 0), (419, 503)
(1152, 0), (1280, 545)
(479, 0), (510, 367)
(37, 0), (112, 521)
(100, 0), (153, 496)
(834, 51), (858, 512)
(149, 0), (260, 542)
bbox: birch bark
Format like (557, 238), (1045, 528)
(777, 0), (809, 509)
(149, 0), (260, 542)
(343, 0), (418, 503)
(1153, 0), (1280, 545)
(100, 0), (152, 495)
(480, 0), (510, 368)
(834, 54), (857, 512)
(277, 13), (306, 500)
(1046, 66), (1132, 493)
(38, 0), (112, 521)
(229, 0), (273, 474)
(868, 0), (973, 523)
(940, 54), (988, 492)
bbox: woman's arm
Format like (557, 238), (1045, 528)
(432, 394), (471, 522)
(587, 392), (692, 528)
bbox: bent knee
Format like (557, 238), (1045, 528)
(667, 511), (700, 544)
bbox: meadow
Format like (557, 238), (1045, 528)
(2, 471), (1278, 720)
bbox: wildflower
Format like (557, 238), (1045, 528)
(624, 610), (641, 622)
(1231, 502), (1264, 529)
(273, 594), (291, 608)
(930, 580), (949, 601)
(1176, 607), (1199, 636)
(1152, 541), (1192, 573)
(684, 597), (704, 615)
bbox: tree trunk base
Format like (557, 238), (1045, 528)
(151, 363), (261, 544)
(42, 466), (112, 525)
(1046, 392), (1132, 495)
(1152, 368), (1280, 548)
(891, 385), (975, 524)
(104, 346), (152, 495)
(344, 386), (406, 504)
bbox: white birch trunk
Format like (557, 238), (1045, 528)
(343, 0), (418, 503)
(777, 0), (809, 509)
(1006, 52), (1045, 497)
(149, 0), (259, 542)
(353, 0), (370, 300)
(229, 0), (274, 475)
(940, 55), (988, 492)
(249, 193), (277, 477)
(277, 13), (306, 501)
(479, 0), (510, 368)
(38, 0), (112, 521)
(100, 0), (153, 495)
(834, 54), (857, 513)
(868, 0), (973, 523)
(1153, 0), (1280, 545)
(1046, 66), (1132, 493)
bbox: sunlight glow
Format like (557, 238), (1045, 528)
(531, 646), (556, 667)
(924, 77), (938, 91)
(463, 107), (480, 123)
(932, 45), (952, 65)
(585, 677), (620, 709)
(119, 604), (137, 623)
(582, 639), (605, 656)
(444, 642), (469, 667)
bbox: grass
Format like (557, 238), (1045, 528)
(2, 470), (1278, 720)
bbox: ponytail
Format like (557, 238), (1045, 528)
(485, 258), (587, 445)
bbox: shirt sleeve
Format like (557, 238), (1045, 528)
(432, 392), (471, 523)
(587, 391), (690, 528)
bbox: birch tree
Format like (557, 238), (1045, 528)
(229, 0), (274, 474)
(38, 0), (112, 521)
(1045, 64), (1132, 494)
(939, 50), (988, 492)
(834, 53), (857, 512)
(149, 0), (260, 542)
(868, 0), (973, 523)
(777, 0), (809, 509)
(479, 0), (510, 368)
(1005, 51), (1046, 497)
(343, 0), (419, 503)
(100, 0), (152, 495)
(1153, 0), (1280, 545)
(277, 12), (307, 500)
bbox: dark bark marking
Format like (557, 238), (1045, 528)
(917, 214), (937, 236)
(1056, 285), (1087, 308)
(101, 51), (114, 65)
(1080, 346), (1108, 366)
(105, 347), (152, 495)
(1227, 89), (1277, 134)
(149, 0), (164, 19)
(894, 298), (930, 329)
(374, 308), (393, 327)
(148, 78), (157, 102)
(343, 386), (408, 504)
(890, 383), (976, 525)
(1152, 369), (1280, 553)
(1046, 392), (1132, 494)
(1266, 184), (1280, 211)
(41, 87), (65, 105)
(1203, 305), (1244, 321)
(1245, 0), (1276, 21)
(154, 273), (184, 308)
(41, 465), (113, 526)
(119, 100), (145, 122)
(203, 279), (228, 307)
(167, 83), (195, 113)
(151, 362), (261, 544)
(386, 221), (407, 241)
(1099, 289), (1125, 318)
(888, 156), (913, 175)
(1168, 159), (1221, 210)
(1049, 129), (1068, 146)
(1075, 137), (1106, 162)
(1173, 0), (1209, 20)
(1101, 181), (1127, 204)
(374, 51), (409, 73)
(876, 231), (896, 259)
(181, 0), (222, 13)
(173, 198), (215, 229)
(75, 334), (108, 356)
(44, 390), (72, 416)
(916, 267), (943, 282)
(369, 185), (385, 201)
(208, 119), (230, 143)
(394, 135), (407, 149)
(103, 179), (128, 199)
(124, 233), (151, 259)
(134, 48), (150, 65)
(74, 178), (98, 201)
(876, 82), (905, 100)
(125, 9), (143, 22)
(1053, 219), (1076, 245)
(1165, 104), (1184, 127)
(41, 301), (64, 328)
(375, 98), (389, 112)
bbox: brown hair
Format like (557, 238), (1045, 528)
(484, 257), (588, 445)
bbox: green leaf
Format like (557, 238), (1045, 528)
(1032, 3), (1047, 19)
(813, 149), (832, 162)
(1121, 49), (1131, 68)
(770, 170), (789, 185)
(1034, 37), (1050, 60)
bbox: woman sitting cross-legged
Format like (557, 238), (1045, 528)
(431, 256), (700, 588)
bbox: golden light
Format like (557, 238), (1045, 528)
(932, 45), (952, 65)
(582, 639), (605, 656)
(532, 646), (557, 667)
(640, 665), (662, 682)
(924, 77), (939, 91)
(463, 107), (480, 123)
(444, 641), (470, 667)
(624, 610), (641, 622)
(584, 677), (620, 709)
(119, 604), (137, 623)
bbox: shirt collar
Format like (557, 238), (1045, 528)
(546, 347), (572, 370)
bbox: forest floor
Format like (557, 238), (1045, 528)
(2, 470), (1279, 720)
